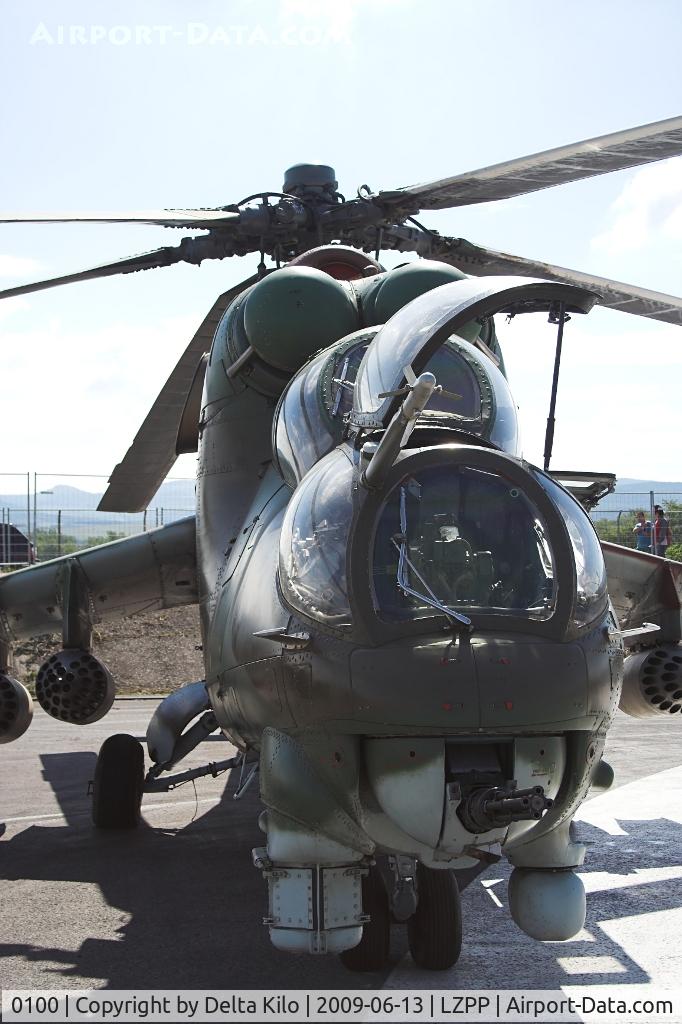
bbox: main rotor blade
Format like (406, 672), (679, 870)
(0, 210), (240, 228)
(438, 238), (682, 324)
(380, 115), (682, 211)
(98, 273), (260, 513)
(0, 247), (187, 300)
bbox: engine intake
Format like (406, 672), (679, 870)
(35, 648), (115, 725)
(620, 644), (682, 719)
(0, 672), (33, 743)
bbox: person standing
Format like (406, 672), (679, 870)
(633, 511), (652, 551)
(654, 507), (672, 557)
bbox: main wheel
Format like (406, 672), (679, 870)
(92, 733), (144, 829)
(339, 865), (390, 972)
(407, 864), (462, 970)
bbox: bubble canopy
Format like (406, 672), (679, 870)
(273, 329), (521, 488)
(278, 444), (608, 644)
(273, 330), (376, 489)
(352, 276), (596, 429)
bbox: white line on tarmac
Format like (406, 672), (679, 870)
(2, 795), (223, 825)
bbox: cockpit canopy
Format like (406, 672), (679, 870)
(274, 331), (519, 488)
(276, 275), (603, 642)
(373, 464), (556, 625)
(278, 444), (607, 641)
(273, 330), (372, 490)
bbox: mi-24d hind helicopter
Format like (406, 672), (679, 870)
(3, 115), (682, 972)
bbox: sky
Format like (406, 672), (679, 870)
(1, 0), (681, 492)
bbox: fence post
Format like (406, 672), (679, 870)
(33, 472), (37, 553)
(57, 510), (62, 556)
(650, 490), (656, 553)
(143, 509), (147, 532)
(26, 472), (31, 554)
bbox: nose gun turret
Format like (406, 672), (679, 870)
(456, 782), (553, 833)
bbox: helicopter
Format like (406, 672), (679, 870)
(2, 115), (682, 973)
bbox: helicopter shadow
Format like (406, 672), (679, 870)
(4, 749), (682, 992)
(0, 750), (405, 990)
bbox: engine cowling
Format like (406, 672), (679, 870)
(35, 649), (115, 725)
(620, 644), (682, 719)
(0, 672), (34, 743)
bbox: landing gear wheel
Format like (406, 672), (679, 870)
(407, 864), (462, 970)
(339, 865), (390, 972)
(92, 733), (144, 829)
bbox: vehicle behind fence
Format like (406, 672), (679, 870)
(2, 472), (682, 568)
(1, 473), (194, 567)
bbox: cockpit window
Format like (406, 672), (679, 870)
(534, 471), (607, 627)
(274, 335), (372, 488)
(418, 344), (481, 419)
(330, 341), (368, 420)
(373, 466), (556, 623)
(278, 449), (353, 625)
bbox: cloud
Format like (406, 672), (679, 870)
(591, 157), (682, 254)
(0, 296), (30, 321)
(1, 310), (200, 475)
(498, 312), (681, 479)
(0, 254), (45, 279)
(278, 0), (359, 38)
(277, 0), (405, 40)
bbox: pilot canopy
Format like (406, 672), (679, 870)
(277, 275), (604, 641)
(278, 445), (607, 639)
(273, 329), (519, 489)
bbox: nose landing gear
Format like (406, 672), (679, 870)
(407, 864), (462, 971)
(339, 859), (463, 973)
(91, 733), (144, 829)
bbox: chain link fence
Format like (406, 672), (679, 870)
(0, 473), (32, 567)
(1, 473), (193, 567)
(3, 471), (682, 568)
(590, 490), (682, 554)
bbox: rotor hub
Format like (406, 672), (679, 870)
(283, 163), (338, 197)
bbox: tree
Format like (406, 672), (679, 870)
(34, 527), (126, 560)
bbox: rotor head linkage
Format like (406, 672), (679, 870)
(282, 163), (338, 196)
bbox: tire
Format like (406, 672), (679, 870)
(407, 864), (462, 970)
(339, 865), (390, 972)
(92, 733), (144, 829)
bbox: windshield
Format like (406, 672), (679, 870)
(534, 472), (607, 627)
(373, 465), (556, 623)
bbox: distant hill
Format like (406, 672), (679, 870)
(2, 474), (681, 540)
(0, 479), (195, 541)
(615, 479), (682, 495)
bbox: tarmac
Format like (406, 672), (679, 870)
(1, 701), (681, 1009)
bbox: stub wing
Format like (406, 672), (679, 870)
(0, 516), (197, 645)
(602, 541), (682, 643)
